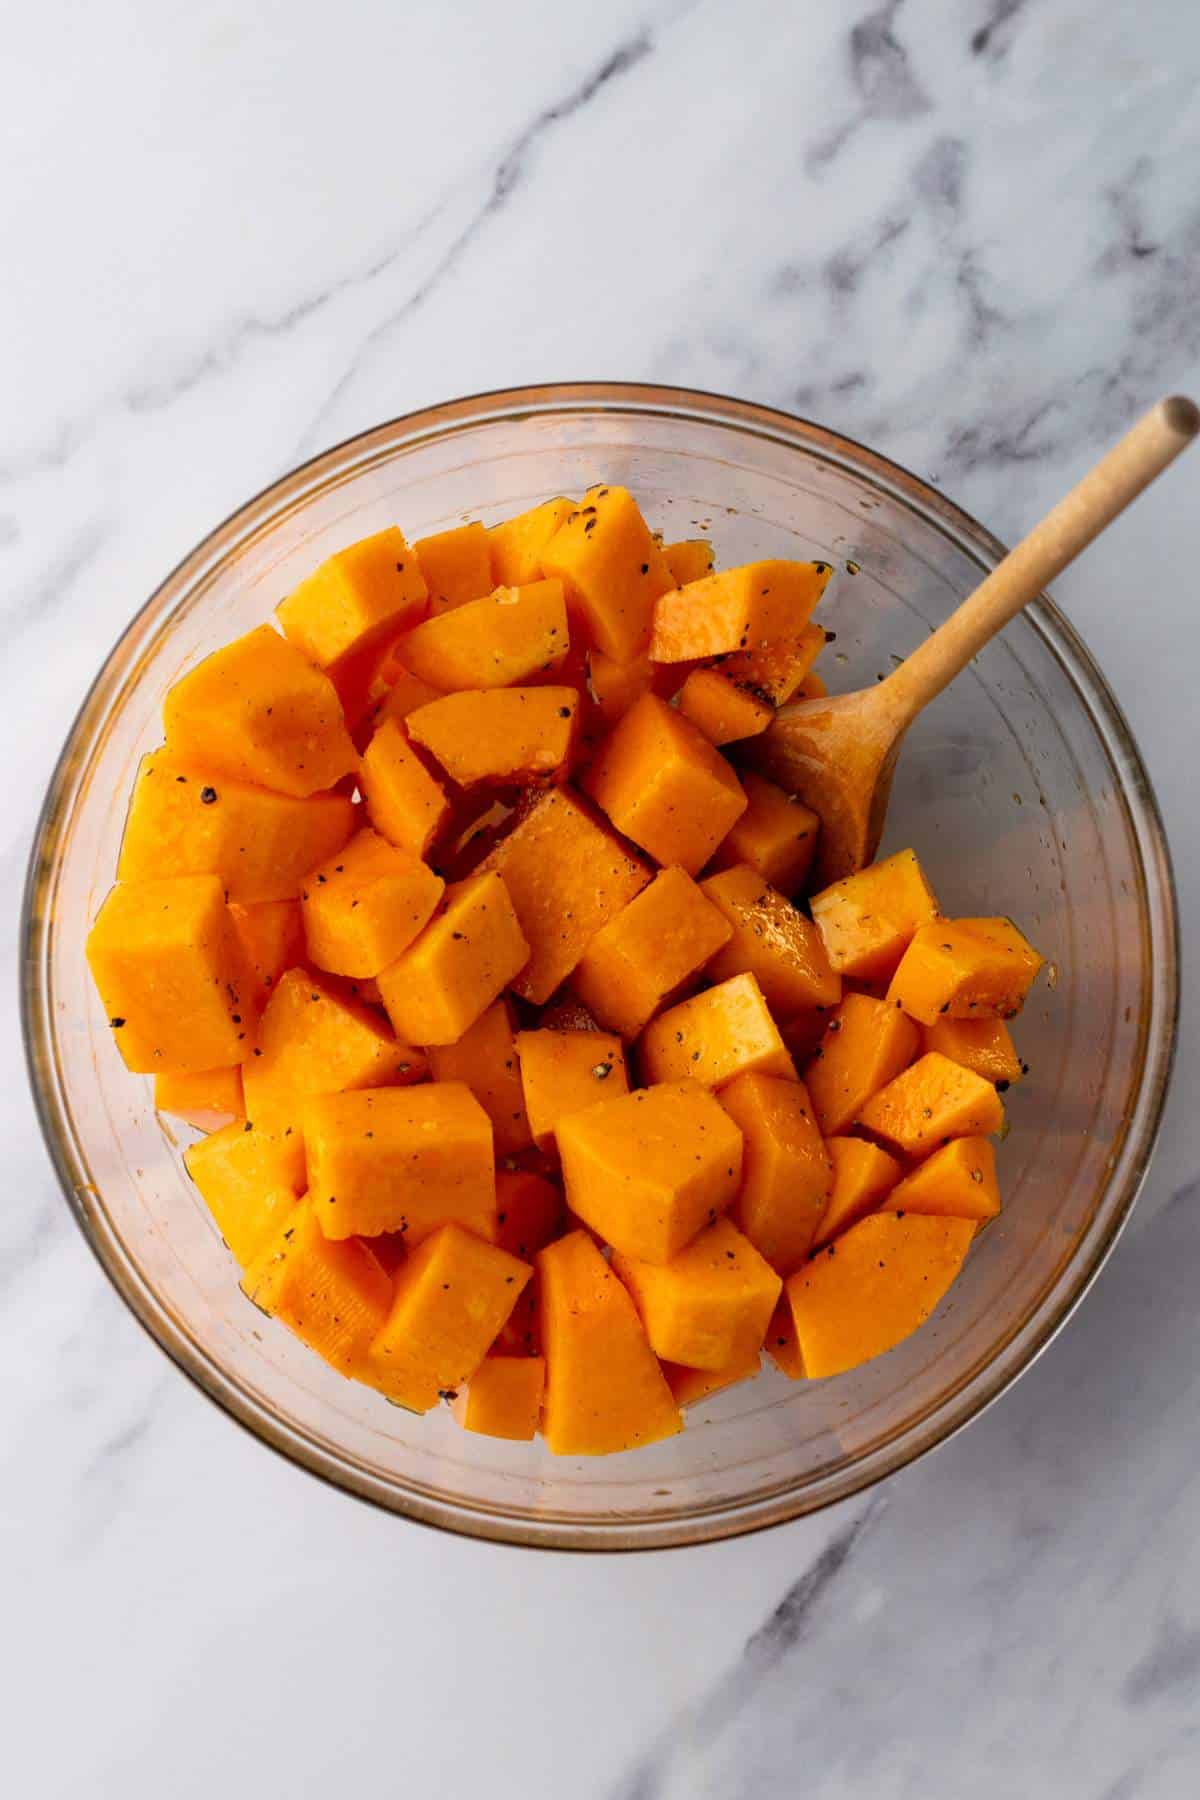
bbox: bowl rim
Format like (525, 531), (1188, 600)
(21, 380), (1180, 1551)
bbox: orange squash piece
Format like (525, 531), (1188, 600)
(300, 828), (444, 979)
(812, 1137), (903, 1249)
(888, 1135), (1001, 1221)
(700, 865), (842, 1014)
(328, 628), (420, 735)
(307, 1083), (496, 1243)
(478, 787), (652, 1003)
(118, 749), (357, 903)
(87, 874), (257, 1075)
(613, 1217), (780, 1371)
(375, 871), (529, 1046)
(557, 1081), (743, 1264)
(719, 619), (827, 708)
(650, 560), (831, 663)
(587, 648), (686, 725)
(810, 848), (940, 982)
(453, 1354), (545, 1440)
(718, 1072), (832, 1274)
(707, 773), (819, 897)
(857, 1051), (1005, 1158)
(785, 1213), (977, 1378)
(245, 966), (426, 1109)
(243, 1199), (393, 1376)
(414, 521), (494, 614)
(428, 997), (533, 1156)
(798, 671), (828, 699)
(640, 972), (795, 1089)
(538, 1230), (682, 1454)
(541, 485), (673, 663)
(358, 660), (445, 749)
(804, 992), (920, 1136)
(661, 538), (714, 586)
(763, 1295), (805, 1379)
(777, 1007), (832, 1067)
(488, 496), (575, 586)
(276, 527), (428, 667)
(921, 1014), (1023, 1086)
(887, 916), (1044, 1024)
(163, 625), (358, 799)
(229, 898), (306, 996)
(399, 579), (569, 689)
(407, 688), (577, 788)
(359, 716), (452, 859)
(186, 1107), (307, 1265)
(493, 1168), (564, 1260)
(676, 668), (774, 744)
(570, 865), (733, 1040)
(155, 1065), (244, 1132)
(662, 1345), (760, 1407)
(585, 693), (747, 874)
(515, 1028), (628, 1151)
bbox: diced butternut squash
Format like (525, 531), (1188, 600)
(375, 871), (529, 1046)
(306, 1083), (495, 1243)
(479, 787), (652, 1003)
(300, 828), (443, 978)
(453, 1354), (545, 1440)
(428, 998), (532, 1155)
(163, 625), (358, 799)
(718, 1073), (832, 1274)
(588, 649), (665, 725)
(677, 668), (774, 744)
(804, 992), (920, 1136)
(887, 916), (1044, 1024)
(246, 966), (425, 1108)
(798, 671), (828, 699)
(414, 521), (494, 614)
(640, 973), (795, 1089)
(407, 688), (577, 788)
(650, 560), (831, 663)
(488, 496), (575, 586)
(763, 1295), (804, 1379)
(186, 1107), (307, 1265)
(243, 1200), (393, 1375)
(557, 1082), (743, 1264)
(812, 1137), (902, 1249)
(229, 899), (306, 996)
(276, 527), (428, 667)
(538, 1230), (682, 1454)
(810, 848), (940, 982)
(541, 486), (673, 663)
(328, 625), (419, 736)
(857, 1051), (1005, 1158)
(571, 865), (733, 1041)
(701, 865), (842, 1013)
(663, 1346), (760, 1407)
(399, 580), (569, 690)
(87, 875), (257, 1074)
(888, 1135), (1001, 1221)
(493, 1168), (564, 1261)
(515, 1028), (628, 1150)
(707, 773), (819, 897)
(785, 1213), (977, 1378)
(585, 694), (747, 874)
(359, 661), (445, 749)
(118, 749), (357, 903)
(613, 1217), (780, 1371)
(359, 716), (452, 859)
(720, 619), (827, 707)
(155, 1065), (244, 1132)
(662, 538), (714, 586)
(921, 1015), (1023, 1086)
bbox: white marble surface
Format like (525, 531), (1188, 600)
(4, 3), (1199, 1794)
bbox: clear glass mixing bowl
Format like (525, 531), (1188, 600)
(21, 384), (1178, 1548)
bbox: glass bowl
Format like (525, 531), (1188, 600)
(22, 383), (1178, 1549)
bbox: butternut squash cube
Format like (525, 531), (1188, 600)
(707, 773), (819, 897)
(541, 486), (673, 663)
(888, 1135), (1001, 1221)
(763, 1295), (805, 1379)
(360, 716), (452, 859)
(857, 1051), (1005, 1158)
(362, 1224), (528, 1411)
(276, 526), (428, 667)
(810, 848), (940, 982)
(488, 496), (575, 586)
(613, 1217), (780, 1371)
(662, 1346), (760, 1408)
(515, 1027), (628, 1150)
(359, 661), (444, 749)
(428, 998), (533, 1156)
(677, 668), (774, 744)
(328, 626), (417, 736)
(155, 1065), (244, 1132)
(720, 619), (827, 707)
(246, 967), (426, 1109)
(571, 865), (733, 1040)
(538, 1230), (682, 1454)
(887, 916), (1044, 1024)
(414, 521), (494, 615)
(243, 1199), (393, 1375)
(453, 1354), (545, 1440)
(588, 649), (662, 724)
(186, 1108), (307, 1265)
(300, 828), (443, 979)
(306, 1083), (496, 1243)
(785, 1213), (977, 1379)
(87, 874), (257, 1074)
(585, 693), (747, 874)
(812, 1137), (903, 1249)
(478, 787), (652, 1003)
(375, 871), (529, 1046)
(493, 1167), (564, 1260)
(407, 688), (577, 788)
(229, 898), (306, 996)
(399, 579), (569, 689)
(163, 625), (358, 798)
(557, 1081), (743, 1264)
(661, 538), (714, 586)
(921, 1014), (1023, 1086)
(804, 992), (920, 1136)
(798, 671), (828, 699)
(118, 750), (357, 903)
(650, 560), (831, 663)
(640, 972), (795, 1089)
(718, 1073), (832, 1275)
(701, 864), (842, 1013)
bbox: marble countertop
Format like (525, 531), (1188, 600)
(4, 3), (1199, 1795)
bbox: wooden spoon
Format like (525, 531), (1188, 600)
(751, 396), (1199, 886)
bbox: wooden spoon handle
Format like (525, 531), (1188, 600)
(880, 395), (1199, 728)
